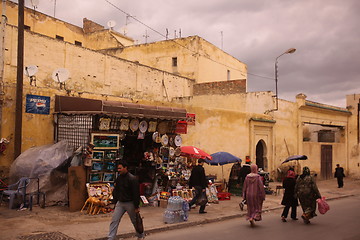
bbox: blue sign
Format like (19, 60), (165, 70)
(25, 94), (50, 115)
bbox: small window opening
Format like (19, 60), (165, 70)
(24, 25), (31, 30)
(56, 35), (64, 41)
(172, 57), (178, 67)
(227, 70), (231, 80)
(75, 41), (82, 46)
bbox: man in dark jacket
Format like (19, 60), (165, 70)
(334, 164), (345, 188)
(108, 161), (145, 240)
(188, 158), (208, 214)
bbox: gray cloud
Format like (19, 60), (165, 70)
(20, 0), (360, 107)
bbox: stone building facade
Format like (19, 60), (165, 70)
(0, 1), (359, 181)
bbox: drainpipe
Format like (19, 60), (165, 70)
(14, 0), (24, 159)
(0, 0), (7, 139)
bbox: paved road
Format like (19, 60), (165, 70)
(142, 196), (360, 240)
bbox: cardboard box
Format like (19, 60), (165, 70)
(68, 166), (87, 212)
(159, 199), (168, 208)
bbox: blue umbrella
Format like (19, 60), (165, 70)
(281, 155), (307, 164)
(206, 152), (242, 183)
(207, 152), (242, 165)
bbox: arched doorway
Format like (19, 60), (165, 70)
(256, 140), (267, 171)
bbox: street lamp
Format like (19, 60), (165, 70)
(274, 48), (296, 111)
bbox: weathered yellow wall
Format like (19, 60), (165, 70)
(1, 1), (357, 183)
(175, 92), (352, 181)
(111, 36), (247, 85)
(346, 94), (360, 178)
(0, 24), (193, 171)
(176, 92), (278, 181)
(302, 142), (346, 176)
(0, 1), (133, 49)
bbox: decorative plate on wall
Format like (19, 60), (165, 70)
(139, 120), (148, 133)
(169, 147), (175, 157)
(99, 118), (111, 130)
(148, 121), (157, 132)
(130, 119), (139, 132)
(175, 147), (181, 156)
(161, 134), (169, 146)
(174, 135), (182, 147)
(120, 119), (129, 131)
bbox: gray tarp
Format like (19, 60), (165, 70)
(9, 140), (74, 206)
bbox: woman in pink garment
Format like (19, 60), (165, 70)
(242, 164), (266, 226)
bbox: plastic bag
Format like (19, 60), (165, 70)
(196, 191), (208, 206)
(317, 196), (330, 214)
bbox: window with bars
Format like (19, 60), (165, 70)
(55, 114), (93, 150)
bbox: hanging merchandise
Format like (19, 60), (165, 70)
(159, 146), (169, 158)
(169, 147), (175, 158)
(130, 119), (140, 132)
(120, 119), (129, 131)
(152, 132), (161, 143)
(161, 134), (169, 146)
(169, 137), (174, 147)
(137, 131), (145, 139)
(99, 118), (111, 130)
(174, 135), (182, 147)
(175, 147), (181, 157)
(119, 131), (126, 140)
(157, 121), (169, 134)
(139, 120), (148, 133)
(148, 121), (157, 132)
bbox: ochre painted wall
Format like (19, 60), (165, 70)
(110, 36), (247, 85)
(0, 24), (193, 173)
(0, 1), (133, 49)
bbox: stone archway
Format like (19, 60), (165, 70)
(256, 140), (268, 171)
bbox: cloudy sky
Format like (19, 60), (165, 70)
(21, 0), (360, 107)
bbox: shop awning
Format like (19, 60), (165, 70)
(55, 95), (187, 120)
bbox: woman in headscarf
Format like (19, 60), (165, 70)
(295, 166), (321, 224)
(242, 164), (266, 227)
(280, 169), (298, 222)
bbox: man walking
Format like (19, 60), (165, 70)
(108, 161), (145, 240)
(188, 159), (208, 214)
(334, 164), (345, 188)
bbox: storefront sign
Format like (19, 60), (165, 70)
(175, 121), (187, 134)
(25, 94), (50, 115)
(186, 113), (196, 125)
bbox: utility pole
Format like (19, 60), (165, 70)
(143, 30), (149, 43)
(15, 0), (24, 159)
(0, 0), (7, 139)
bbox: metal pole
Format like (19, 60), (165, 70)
(15, 0), (24, 159)
(275, 58), (279, 110)
(0, 0), (7, 139)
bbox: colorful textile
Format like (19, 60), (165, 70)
(295, 167), (321, 220)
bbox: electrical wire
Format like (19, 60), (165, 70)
(104, 0), (273, 80)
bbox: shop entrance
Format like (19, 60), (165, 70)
(255, 140), (267, 171)
(122, 132), (157, 184)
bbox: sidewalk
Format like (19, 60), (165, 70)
(1, 178), (359, 240)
